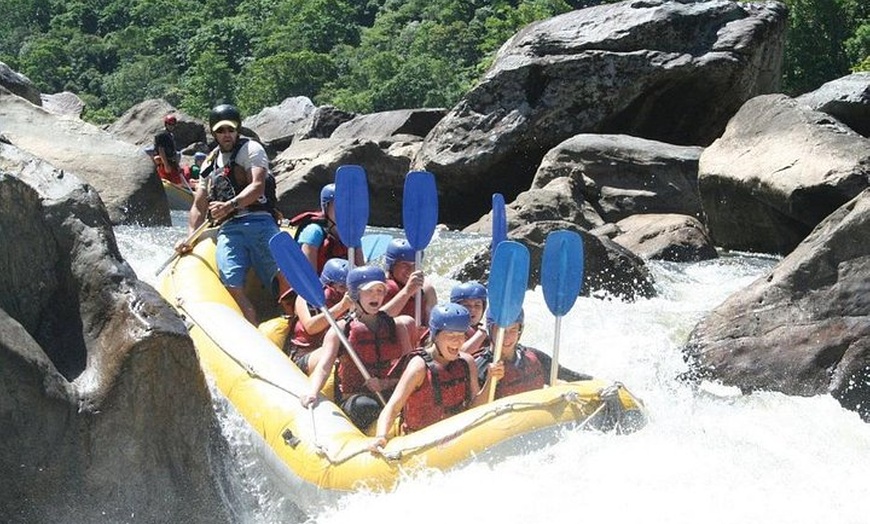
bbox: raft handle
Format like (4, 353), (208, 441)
(282, 429), (301, 448)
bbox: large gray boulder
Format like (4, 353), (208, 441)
(107, 98), (208, 152)
(699, 94), (870, 255)
(683, 189), (870, 421)
(453, 219), (656, 301)
(332, 108), (446, 140)
(40, 91), (85, 118)
(610, 213), (718, 262)
(0, 143), (232, 522)
(532, 134), (705, 223)
(0, 88), (169, 226)
(243, 96), (317, 154)
(0, 62), (41, 106)
(273, 138), (411, 226)
(415, 0), (787, 227)
(797, 72), (870, 138)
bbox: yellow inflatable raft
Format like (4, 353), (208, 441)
(156, 227), (647, 502)
(162, 179), (194, 211)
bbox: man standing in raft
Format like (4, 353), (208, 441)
(175, 103), (280, 325)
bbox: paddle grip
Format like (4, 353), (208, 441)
(487, 326), (507, 403)
(154, 219), (211, 276)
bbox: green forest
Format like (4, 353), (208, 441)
(0, 0), (867, 124)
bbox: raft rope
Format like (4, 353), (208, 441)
(170, 270), (637, 466)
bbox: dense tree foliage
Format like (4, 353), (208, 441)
(0, 0), (866, 123)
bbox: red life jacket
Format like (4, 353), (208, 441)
(400, 350), (472, 433)
(495, 346), (546, 398)
(337, 312), (404, 398)
(157, 157), (186, 185)
(288, 285), (345, 354)
(287, 210), (348, 273)
(385, 278), (429, 325)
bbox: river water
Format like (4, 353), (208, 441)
(116, 212), (870, 524)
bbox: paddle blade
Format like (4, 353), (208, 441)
(361, 233), (392, 263)
(487, 241), (530, 326)
(334, 165), (369, 248)
(541, 230), (584, 316)
(269, 231), (326, 308)
(402, 171), (438, 250)
(491, 193), (507, 252)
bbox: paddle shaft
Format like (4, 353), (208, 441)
(414, 250), (423, 326)
(154, 219), (211, 276)
(322, 307), (386, 405)
(549, 316), (563, 385)
(487, 326), (507, 402)
(348, 247), (357, 271)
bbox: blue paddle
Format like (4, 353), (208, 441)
(334, 164), (369, 269)
(541, 230), (584, 385)
(491, 193), (507, 254)
(402, 171), (438, 325)
(269, 231), (384, 404)
(486, 240), (530, 401)
(361, 233), (392, 263)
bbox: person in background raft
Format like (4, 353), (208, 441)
(288, 183), (363, 273)
(449, 280), (489, 355)
(153, 114), (185, 185)
(300, 266), (416, 431)
(475, 309), (592, 400)
(191, 151), (207, 180)
(370, 303), (504, 451)
(175, 103), (280, 325)
(381, 238), (437, 330)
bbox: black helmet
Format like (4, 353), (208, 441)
(209, 104), (241, 132)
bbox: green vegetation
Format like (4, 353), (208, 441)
(0, 0), (867, 124)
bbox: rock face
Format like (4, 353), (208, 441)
(699, 94), (870, 255)
(415, 0), (787, 227)
(0, 144), (232, 522)
(683, 189), (870, 421)
(0, 88), (169, 226)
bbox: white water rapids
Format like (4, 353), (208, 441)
(116, 212), (870, 524)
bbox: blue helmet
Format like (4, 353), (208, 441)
(385, 238), (416, 270)
(346, 265), (387, 300)
(320, 183), (336, 214)
(320, 258), (349, 286)
(449, 281), (487, 308)
(429, 303), (471, 337)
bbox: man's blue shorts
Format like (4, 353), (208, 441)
(216, 213), (279, 290)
